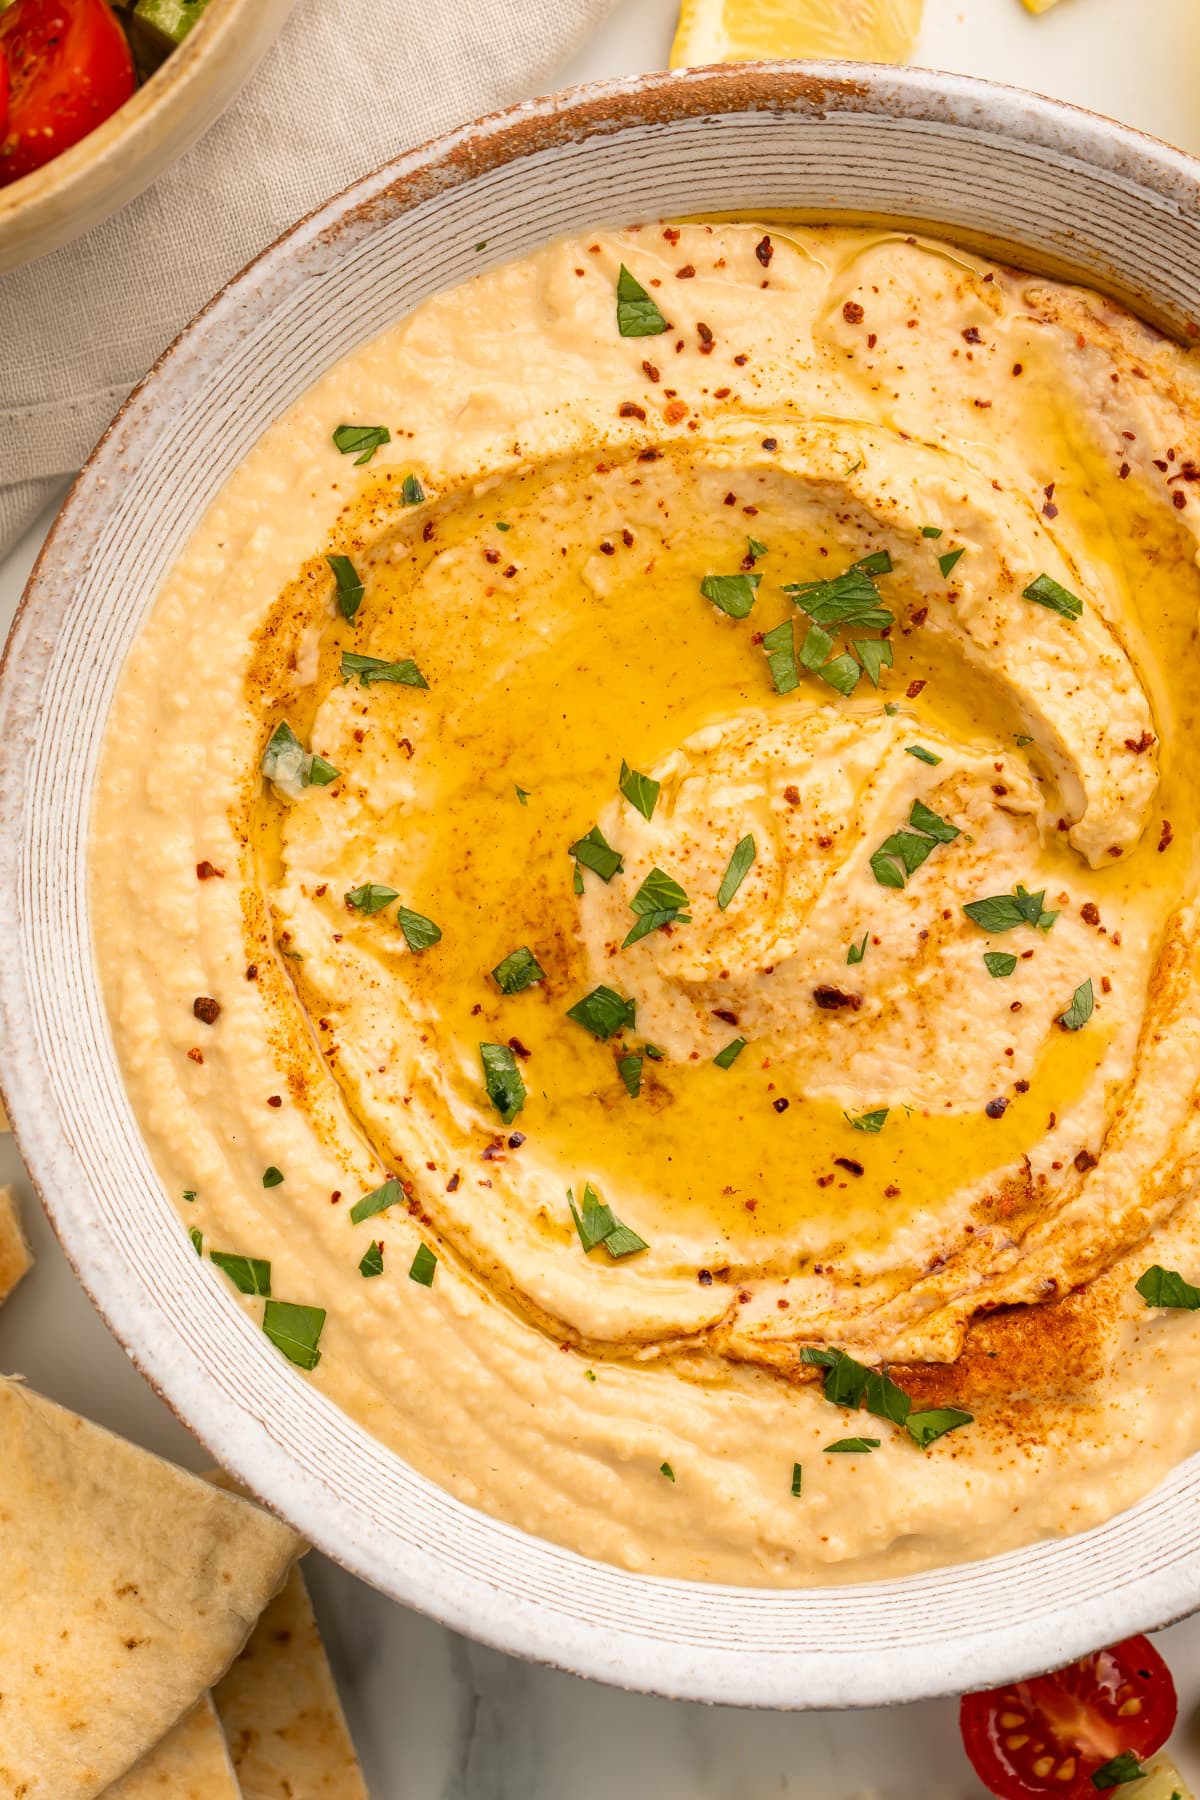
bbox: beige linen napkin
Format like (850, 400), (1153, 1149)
(0, 0), (614, 552)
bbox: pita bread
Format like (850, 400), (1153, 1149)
(214, 1566), (367, 1799)
(0, 1186), (31, 1305)
(102, 1698), (239, 1799)
(0, 1380), (301, 1800)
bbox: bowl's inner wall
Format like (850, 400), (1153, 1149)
(6, 72), (1200, 1707)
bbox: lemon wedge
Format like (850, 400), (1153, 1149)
(669, 0), (924, 67)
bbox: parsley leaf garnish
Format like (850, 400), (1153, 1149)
(516, 785), (530, 804)
(905, 744), (941, 766)
(619, 760), (660, 821)
(618, 1053), (643, 1097)
(409, 1244), (437, 1286)
(492, 946), (545, 993)
(325, 553), (364, 621)
(846, 1108), (888, 1133)
(359, 1241), (384, 1278)
(568, 1182), (648, 1259)
(800, 1346), (972, 1448)
(791, 1461), (803, 1496)
(854, 638), (893, 688)
(870, 800), (960, 888)
(262, 1166), (283, 1188)
(798, 622), (835, 671)
(262, 1300), (325, 1370)
(189, 1227), (203, 1256)
(345, 883), (398, 914)
(623, 867), (690, 947)
(824, 1437), (880, 1453)
(480, 1043), (526, 1123)
(341, 651), (428, 688)
(984, 951), (1018, 978)
(847, 933), (868, 965)
(1024, 572), (1083, 621)
(1058, 978), (1094, 1031)
(566, 985), (637, 1040)
(701, 571), (761, 619)
(963, 885), (1058, 933)
(332, 423), (390, 465)
(615, 264), (668, 337)
(762, 619), (799, 693)
(938, 548), (965, 578)
(350, 1178), (402, 1225)
(713, 1037), (746, 1069)
(569, 825), (624, 883)
(261, 719), (340, 794)
(1092, 1754), (1147, 1790)
(210, 1251), (271, 1296)
(660, 1461), (675, 1481)
(398, 907), (441, 952)
(401, 473), (425, 505)
(905, 1409), (974, 1449)
(747, 536), (768, 560)
(921, 525), (943, 539)
(818, 652), (862, 697)
(717, 834), (755, 910)
(1136, 1264), (1200, 1310)
(784, 564), (893, 630)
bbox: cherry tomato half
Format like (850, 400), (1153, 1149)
(961, 1636), (1178, 1799)
(0, 51), (10, 144)
(0, 0), (135, 189)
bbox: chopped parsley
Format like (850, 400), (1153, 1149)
(798, 622), (835, 672)
(1092, 1755), (1147, 1790)
(784, 563), (893, 630)
(210, 1252), (271, 1297)
(921, 525), (943, 539)
(847, 933), (869, 965)
(568, 1181), (648, 1259)
(846, 1108), (888, 1133)
(824, 1437), (880, 1453)
(262, 1166), (284, 1188)
(660, 1461), (675, 1481)
(817, 652), (863, 697)
(189, 1227), (203, 1256)
(332, 423), (390, 465)
(182, 1189), (196, 1202)
(409, 1244), (438, 1286)
(619, 759), (660, 821)
(623, 867), (690, 947)
(717, 834), (755, 910)
(492, 946), (545, 993)
(963, 884), (1058, 934)
(567, 985), (637, 1040)
(984, 951), (1018, 978)
(1136, 1264), (1200, 1310)
(791, 1461), (803, 1496)
(398, 907), (441, 952)
(496, 521), (512, 532)
(870, 799), (960, 889)
(480, 1042), (526, 1124)
(516, 785), (530, 805)
(325, 553), (364, 621)
(341, 651), (428, 688)
(1024, 572), (1083, 621)
(618, 1053), (643, 1097)
(350, 1178), (402, 1225)
(569, 824), (624, 883)
(713, 1037), (746, 1070)
(800, 1345), (972, 1449)
(747, 536), (768, 560)
(905, 744), (941, 766)
(762, 619), (799, 694)
(345, 883), (398, 914)
(700, 571), (761, 619)
(615, 264), (669, 338)
(400, 473), (425, 505)
(359, 1241), (384, 1278)
(263, 1300), (325, 1370)
(261, 719), (340, 794)
(938, 548), (965, 578)
(1058, 977), (1094, 1031)
(853, 637), (893, 688)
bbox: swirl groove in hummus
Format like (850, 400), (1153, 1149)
(93, 221), (1200, 1585)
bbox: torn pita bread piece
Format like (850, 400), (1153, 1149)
(0, 1185), (31, 1305)
(214, 1565), (368, 1800)
(103, 1697), (239, 1799)
(0, 1379), (302, 1800)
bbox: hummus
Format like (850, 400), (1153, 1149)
(93, 221), (1200, 1585)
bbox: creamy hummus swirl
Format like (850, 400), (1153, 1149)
(92, 221), (1200, 1585)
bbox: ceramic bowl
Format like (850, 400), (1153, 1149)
(4, 63), (1200, 1709)
(0, 0), (295, 273)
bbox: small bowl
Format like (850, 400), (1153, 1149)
(0, 0), (295, 273)
(4, 63), (1200, 1709)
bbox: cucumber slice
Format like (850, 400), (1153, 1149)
(131, 0), (210, 69)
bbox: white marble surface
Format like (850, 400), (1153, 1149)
(5, 0), (1200, 1793)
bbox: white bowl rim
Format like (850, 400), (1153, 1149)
(5, 59), (1200, 1710)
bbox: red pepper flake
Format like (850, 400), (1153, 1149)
(985, 1097), (1009, 1119)
(1043, 502), (1059, 519)
(187, 1048), (204, 1064)
(619, 401), (646, 421)
(245, 964), (258, 980)
(714, 385), (731, 399)
(1011, 362), (1024, 376)
(484, 547), (500, 564)
(1173, 492), (1188, 509)
(1124, 730), (1155, 753)
(698, 1268), (713, 1285)
(642, 359), (660, 383)
(1014, 1079), (1030, 1094)
(783, 784), (801, 804)
(1100, 976), (1112, 995)
(422, 520), (436, 542)
(755, 235), (774, 267)
(867, 333), (878, 349)
(599, 541), (615, 555)
(761, 436), (778, 451)
(773, 1097), (789, 1113)
(834, 1157), (864, 1177)
(1119, 463), (1131, 480)
(663, 226), (680, 245)
(196, 860), (223, 880)
(637, 448), (660, 462)
(676, 263), (696, 279)
(697, 322), (714, 353)
(813, 986), (862, 1012)
(502, 564), (517, 578)
(962, 326), (983, 344)
(446, 1172), (461, 1192)
(842, 301), (864, 324)
(1159, 819), (1174, 852)
(664, 400), (688, 424)
(1080, 902), (1101, 926)
(1074, 1149), (1098, 1173)
(330, 1191), (342, 1204)
(193, 996), (221, 1025)
(508, 1036), (532, 1059)
(268, 1095), (282, 1107)
(622, 528), (634, 547)
(906, 678), (927, 699)
(712, 1008), (739, 1025)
